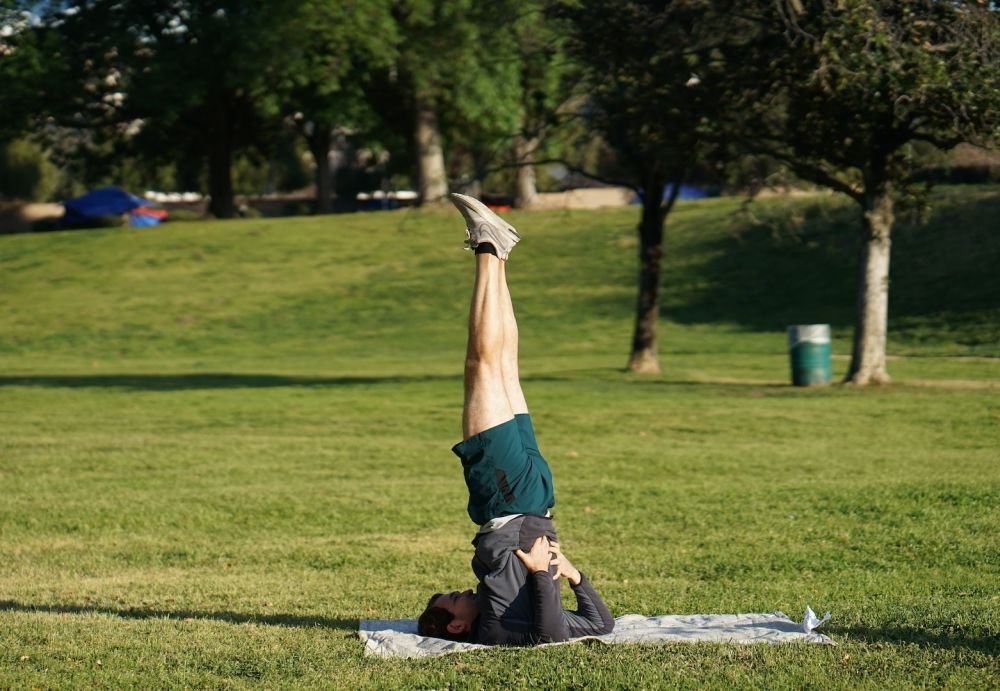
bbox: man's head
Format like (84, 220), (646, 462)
(417, 589), (480, 640)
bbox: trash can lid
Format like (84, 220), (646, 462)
(787, 324), (831, 346)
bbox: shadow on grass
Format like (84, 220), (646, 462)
(528, 371), (791, 389)
(657, 193), (1000, 342)
(0, 599), (358, 633)
(0, 371), (793, 392)
(0, 372), (460, 391)
(662, 202), (858, 331)
(831, 624), (999, 656)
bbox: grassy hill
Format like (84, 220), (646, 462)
(1, 190), (998, 688)
(2, 187), (998, 378)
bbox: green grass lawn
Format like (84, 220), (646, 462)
(1, 190), (998, 688)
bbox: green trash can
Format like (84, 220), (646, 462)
(788, 324), (832, 386)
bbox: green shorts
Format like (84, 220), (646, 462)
(452, 414), (556, 525)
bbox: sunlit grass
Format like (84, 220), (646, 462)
(1, 190), (998, 688)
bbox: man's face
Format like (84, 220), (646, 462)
(432, 589), (480, 634)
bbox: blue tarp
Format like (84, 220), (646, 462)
(665, 184), (714, 200)
(127, 212), (162, 228)
(61, 186), (157, 228)
(633, 184), (720, 206)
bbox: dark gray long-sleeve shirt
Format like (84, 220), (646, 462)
(470, 514), (615, 646)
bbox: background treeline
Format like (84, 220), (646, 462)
(2, 1), (998, 214)
(2, 0), (999, 385)
(1, 0), (590, 215)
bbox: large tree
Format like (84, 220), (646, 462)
(506, 1), (574, 209)
(281, 0), (397, 213)
(555, 0), (748, 373)
(738, 0), (1000, 384)
(126, 1), (306, 218)
(424, 1), (575, 207)
(388, 0), (521, 205)
(34, 0), (315, 218)
(1, 3), (46, 143)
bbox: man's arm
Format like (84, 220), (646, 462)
(549, 541), (615, 637)
(514, 536), (571, 643)
(514, 537), (614, 642)
(476, 532), (615, 647)
(560, 573), (615, 637)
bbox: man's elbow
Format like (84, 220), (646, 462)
(598, 612), (615, 635)
(538, 622), (570, 645)
(539, 625), (570, 644)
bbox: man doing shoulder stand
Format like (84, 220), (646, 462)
(417, 194), (615, 646)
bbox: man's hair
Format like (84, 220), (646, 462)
(417, 593), (471, 642)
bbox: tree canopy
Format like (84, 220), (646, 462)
(555, 0), (755, 373)
(1, 3), (46, 142)
(733, 0), (1000, 383)
(4, 0), (1000, 383)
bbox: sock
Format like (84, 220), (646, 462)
(475, 243), (498, 257)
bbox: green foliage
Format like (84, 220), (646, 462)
(1, 194), (998, 687)
(28, 0), (354, 215)
(737, 0), (1000, 199)
(227, 154), (267, 197)
(0, 138), (62, 202)
(482, 1), (578, 196)
(164, 208), (204, 222)
(554, 1), (748, 187)
(719, 1), (1000, 381)
(553, 1), (769, 370)
(269, 134), (312, 193)
(0, 2), (46, 140)
(398, 0), (521, 128)
(280, 0), (397, 205)
(391, 0), (524, 159)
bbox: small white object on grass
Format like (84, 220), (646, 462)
(803, 606), (831, 634)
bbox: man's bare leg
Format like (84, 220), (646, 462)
(462, 252), (516, 439)
(498, 262), (529, 416)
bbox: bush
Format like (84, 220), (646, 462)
(0, 138), (62, 202)
(236, 204), (263, 219)
(910, 165), (1000, 185)
(164, 208), (204, 223)
(281, 200), (313, 217)
(30, 217), (63, 232)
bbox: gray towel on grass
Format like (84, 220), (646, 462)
(359, 609), (834, 658)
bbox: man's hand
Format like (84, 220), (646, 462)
(550, 541), (582, 586)
(514, 536), (556, 574)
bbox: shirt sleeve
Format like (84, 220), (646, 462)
(561, 572), (615, 638)
(511, 571), (614, 645)
(474, 570), (566, 646)
(529, 570), (571, 643)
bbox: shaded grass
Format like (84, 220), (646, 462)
(1, 190), (998, 688)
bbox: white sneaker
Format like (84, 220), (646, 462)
(449, 193), (521, 260)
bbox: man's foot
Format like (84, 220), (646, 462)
(449, 193), (521, 260)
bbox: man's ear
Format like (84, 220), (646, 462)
(446, 619), (467, 635)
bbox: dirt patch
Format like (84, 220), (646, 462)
(533, 187), (636, 210)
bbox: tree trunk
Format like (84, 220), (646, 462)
(847, 187), (894, 385)
(206, 98), (235, 219)
(207, 139), (234, 219)
(414, 92), (448, 205)
(308, 126), (334, 214)
(627, 178), (673, 373)
(513, 135), (539, 209)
